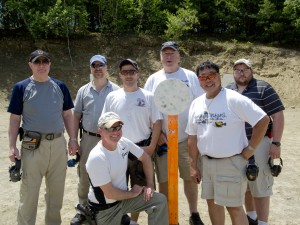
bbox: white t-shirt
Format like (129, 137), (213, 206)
(86, 137), (143, 204)
(144, 67), (204, 142)
(102, 88), (162, 143)
(186, 88), (266, 158)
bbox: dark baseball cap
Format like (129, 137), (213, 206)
(29, 49), (50, 62)
(161, 41), (179, 51)
(119, 59), (139, 71)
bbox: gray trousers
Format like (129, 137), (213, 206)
(95, 192), (169, 225)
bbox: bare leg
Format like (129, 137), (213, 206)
(130, 212), (140, 224)
(207, 199), (225, 225)
(184, 180), (199, 213)
(254, 196), (270, 222)
(226, 206), (248, 225)
(245, 190), (256, 212)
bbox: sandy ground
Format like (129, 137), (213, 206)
(1, 95), (299, 225)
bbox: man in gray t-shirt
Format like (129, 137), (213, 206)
(71, 54), (119, 225)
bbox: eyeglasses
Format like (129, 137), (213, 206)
(103, 125), (123, 132)
(198, 72), (217, 81)
(91, 63), (105, 69)
(120, 70), (137, 76)
(234, 68), (251, 74)
(33, 60), (50, 65)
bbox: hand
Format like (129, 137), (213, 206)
(241, 147), (254, 160)
(157, 132), (167, 146)
(129, 185), (144, 198)
(9, 147), (20, 162)
(269, 144), (281, 159)
(143, 186), (154, 201)
(190, 166), (201, 184)
(68, 139), (79, 156)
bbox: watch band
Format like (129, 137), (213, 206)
(272, 141), (281, 147)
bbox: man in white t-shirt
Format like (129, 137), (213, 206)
(186, 61), (270, 225)
(102, 59), (162, 224)
(144, 41), (204, 225)
(86, 112), (168, 225)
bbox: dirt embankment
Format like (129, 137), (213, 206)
(0, 34), (299, 107)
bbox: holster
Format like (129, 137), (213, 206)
(21, 131), (41, 150)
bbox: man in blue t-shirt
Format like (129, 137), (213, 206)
(8, 49), (78, 225)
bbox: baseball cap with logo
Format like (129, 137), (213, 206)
(234, 58), (252, 68)
(90, 55), (107, 65)
(29, 49), (50, 62)
(161, 41), (179, 51)
(98, 112), (124, 129)
(119, 59), (139, 71)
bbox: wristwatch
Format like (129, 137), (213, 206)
(247, 145), (256, 151)
(272, 141), (281, 147)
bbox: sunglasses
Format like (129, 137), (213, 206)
(33, 60), (50, 65)
(91, 63), (105, 68)
(104, 125), (123, 132)
(120, 70), (137, 75)
(198, 72), (217, 81)
(234, 68), (251, 74)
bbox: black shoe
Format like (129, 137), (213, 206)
(121, 214), (131, 225)
(247, 215), (258, 225)
(189, 212), (204, 225)
(70, 213), (86, 225)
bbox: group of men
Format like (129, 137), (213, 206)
(7, 41), (284, 225)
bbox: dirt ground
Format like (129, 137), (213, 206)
(0, 35), (300, 224)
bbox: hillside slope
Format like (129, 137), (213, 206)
(0, 34), (299, 107)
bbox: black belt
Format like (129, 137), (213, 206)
(88, 200), (119, 211)
(206, 154), (239, 159)
(25, 131), (62, 140)
(83, 128), (101, 138)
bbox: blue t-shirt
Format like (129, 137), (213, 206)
(8, 76), (74, 133)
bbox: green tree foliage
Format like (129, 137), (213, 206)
(164, 0), (199, 39)
(0, 0), (299, 44)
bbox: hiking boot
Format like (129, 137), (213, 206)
(189, 212), (204, 225)
(121, 214), (131, 225)
(70, 213), (86, 225)
(247, 215), (258, 225)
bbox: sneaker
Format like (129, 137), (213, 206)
(70, 213), (86, 225)
(247, 215), (258, 225)
(121, 214), (131, 225)
(189, 212), (204, 225)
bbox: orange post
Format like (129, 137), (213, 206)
(168, 114), (179, 225)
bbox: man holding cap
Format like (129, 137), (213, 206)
(71, 54), (119, 225)
(102, 59), (162, 224)
(8, 49), (78, 224)
(86, 112), (168, 225)
(144, 41), (205, 225)
(226, 59), (285, 225)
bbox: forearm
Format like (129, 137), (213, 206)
(249, 115), (270, 148)
(63, 110), (77, 139)
(8, 114), (21, 149)
(140, 153), (155, 188)
(188, 135), (199, 168)
(271, 111), (284, 142)
(147, 120), (162, 155)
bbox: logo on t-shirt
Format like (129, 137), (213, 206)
(195, 111), (226, 127)
(136, 98), (145, 107)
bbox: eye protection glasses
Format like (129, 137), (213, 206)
(234, 68), (251, 74)
(198, 72), (217, 81)
(120, 70), (137, 76)
(103, 125), (123, 132)
(33, 60), (50, 65)
(91, 63), (105, 69)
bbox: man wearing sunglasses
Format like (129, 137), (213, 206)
(226, 59), (285, 225)
(144, 41), (205, 225)
(71, 55), (120, 225)
(102, 59), (162, 225)
(186, 61), (270, 225)
(7, 49), (78, 225)
(86, 112), (168, 225)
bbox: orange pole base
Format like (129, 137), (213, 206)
(168, 115), (178, 225)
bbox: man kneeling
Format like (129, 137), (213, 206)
(86, 112), (169, 225)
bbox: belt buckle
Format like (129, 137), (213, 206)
(45, 133), (55, 140)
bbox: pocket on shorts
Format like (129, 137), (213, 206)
(216, 176), (241, 199)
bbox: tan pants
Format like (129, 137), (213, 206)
(18, 136), (67, 225)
